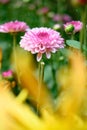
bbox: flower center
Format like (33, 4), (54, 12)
(37, 32), (49, 39)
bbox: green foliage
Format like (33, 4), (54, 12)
(66, 40), (81, 49)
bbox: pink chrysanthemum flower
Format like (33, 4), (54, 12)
(20, 27), (64, 61)
(0, 20), (29, 33)
(64, 21), (83, 33)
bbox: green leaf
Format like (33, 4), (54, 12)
(66, 40), (81, 49)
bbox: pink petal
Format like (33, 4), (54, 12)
(37, 53), (42, 62)
(46, 52), (51, 59)
(51, 48), (57, 53)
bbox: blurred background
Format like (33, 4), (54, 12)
(0, 0), (80, 26)
(0, 0), (81, 70)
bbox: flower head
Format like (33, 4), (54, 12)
(0, 20), (29, 33)
(20, 27), (64, 61)
(64, 21), (83, 33)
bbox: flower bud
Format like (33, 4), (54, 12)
(64, 24), (74, 34)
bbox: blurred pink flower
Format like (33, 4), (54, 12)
(64, 21), (83, 33)
(62, 14), (72, 23)
(2, 70), (13, 79)
(52, 14), (62, 22)
(0, 20), (29, 33)
(37, 7), (49, 15)
(0, 0), (9, 4)
(20, 27), (64, 61)
(52, 14), (72, 23)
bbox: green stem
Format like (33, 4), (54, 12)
(51, 63), (56, 84)
(86, 27), (87, 58)
(37, 61), (45, 114)
(39, 61), (45, 86)
(80, 6), (87, 53)
(0, 48), (2, 75)
(13, 34), (20, 84)
(71, 33), (74, 40)
(51, 55), (58, 98)
(84, 6), (87, 58)
(0, 48), (2, 80)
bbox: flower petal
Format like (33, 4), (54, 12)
(46, 52), (51, 59)
(37, 53), (42, 62)
(51, 48), (57, 53)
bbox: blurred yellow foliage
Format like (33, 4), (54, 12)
(56, 50), (86, 116)
(0, 49), (86, 130)
(11, 46), (53, 112)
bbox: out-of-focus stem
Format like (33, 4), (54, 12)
(13, 34), (20, 84)
(0, 48), (2, 80)
(51, 55), (58, 98)
(80, 6), (87, 53)
(84, 6), (87, 58)
(37, 61), (45, 114)
(71, 33), (74, 40)
(16, 89), (28, 103)
(39, 61), (45, 87)
(0, 48), (2, 72)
